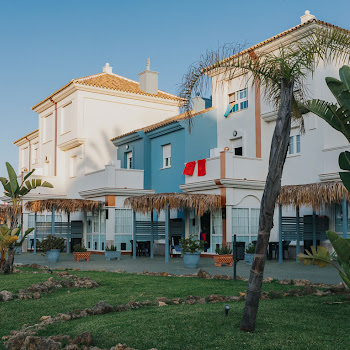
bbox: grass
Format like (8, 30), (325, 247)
(1, 268), (348, 350)
(37, 298), (350, 350)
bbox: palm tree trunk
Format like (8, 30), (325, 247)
(1, 247), (15, 275)
(240, 79), (294, 331)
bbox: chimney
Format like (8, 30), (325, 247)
(138, 58), (159, 95)
(192, 93), (212, 113)
(300, 10), (316, 24)
(103, 63), (113, 74)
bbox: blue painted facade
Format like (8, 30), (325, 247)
(112, 106), (217, 193)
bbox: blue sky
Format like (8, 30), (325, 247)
(0, 0), (349, 177)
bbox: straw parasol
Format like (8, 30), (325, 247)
(278, 181), (349, 211)
(124, 193), (221, 216)
(25, 199), (104, 213)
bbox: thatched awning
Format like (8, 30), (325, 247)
(25, 199), (104, 213)
(278, 181), (349, 211)
(124, 193), (221, 216)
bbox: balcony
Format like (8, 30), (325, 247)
(78, 164), (152, 198)
(181, 152), (267, 191)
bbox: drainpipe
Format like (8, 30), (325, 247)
(50, 98), (58, 176)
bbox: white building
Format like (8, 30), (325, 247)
(12, 61), (181, 252)
(180, 11), (349, 256)
(9, 12), (349, 259)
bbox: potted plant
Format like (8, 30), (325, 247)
(245, 243), (256, 265)
(214, 244), (233, 267)
(180, 234), (204, 269)
(73, 244), (91, 262)
(105, 245), (121, 261)
(39, 235), (65, 263)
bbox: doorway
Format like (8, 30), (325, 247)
(200, 212), (211, 252)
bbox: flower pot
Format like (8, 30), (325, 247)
(245, 253), (254, 265)
(73, 252), (91, 262)
(183, 252), (201, 269)
(213, 254), (233, 267)
(105, 251), (121, 261)
(46, 249), (60, 263)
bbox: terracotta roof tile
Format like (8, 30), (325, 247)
(32, 72), (182, 110)
(207, 19), (350, 71)
(14, 129), (39, 145)
(111, 107), (215, 141)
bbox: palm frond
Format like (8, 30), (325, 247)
(179, 24), (350, 132)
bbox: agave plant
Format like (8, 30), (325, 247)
(304, 65), (350, 190)
(0, 162), (53, 274)
(297, 231), (350, 288)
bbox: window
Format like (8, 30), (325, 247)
(335, 203), (350, 233)
(69, 156), (77, 177)
(32, 143), (39, 164)
(86, 211), (106, 251)
(232, 208), (259, 245)
(162, 144), (171, 168)
(114, 209), (132, 251)
(231, 138), (243, 156)
(126, 152), (132, 169)
(289, 134), (301, 155)
(225, 88), (248, 116)
(43, 114), (53, 143)
(189, 211), (199, 236)
(21, 147), (29, 170)
(115, 209), (132, 233)
(61, 103), (72, 134)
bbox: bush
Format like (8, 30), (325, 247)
(105, 245), (118, 251)
(73, 244), (87, 252)
(245, 243), (256, 254)
(180, 235), (204, 254)
(38, 235), (65, 252)
(215, 244), (232, 255)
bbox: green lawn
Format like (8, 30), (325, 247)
(1, 269), (348, 350)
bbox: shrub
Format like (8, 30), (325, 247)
(38, 235), (65, 252)
(180, 235), (204, 254)
(73, 244), (87, 252)
(245, 243), (256, 254)
(105, 245), (118, 251)
(215, 244), (232, 255)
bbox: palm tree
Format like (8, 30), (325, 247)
(179, 23), (350, 331)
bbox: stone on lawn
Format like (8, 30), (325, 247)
(4, 332), (27, 350)
(0, 290), (14, 302)
(39, 316), (51, 322)
(33, 292), (41, 299)
(21, 336), (62, 350)
(197, 269), (211, 279)
(72, 331), (93, 346)
(91, 301), (114, 315)
(64, 345), (79, 350)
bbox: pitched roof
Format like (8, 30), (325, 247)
(32, 72), (182, 110)
(206, 18), (350, 72)
(13, 129), (39, 146)
(111, 107), (215, 141)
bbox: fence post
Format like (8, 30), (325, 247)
(296, 206), (300, 262)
